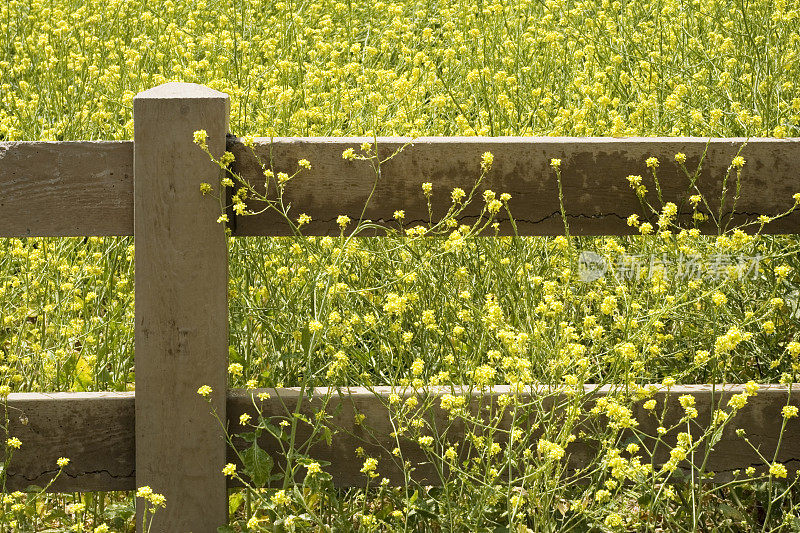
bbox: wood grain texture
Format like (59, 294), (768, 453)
(2, 392), (135, 492)
(133, 82), (230, 532)
(2, 386), (799, 493)
(1, 137), (797, 238)
(228, 385), (800, 486)
(229, 137), (800, 236)
(0, 141), (133, 237)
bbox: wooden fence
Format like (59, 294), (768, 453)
(1, 82), (799, 532)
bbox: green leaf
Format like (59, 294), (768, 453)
(708, 427), (723, 448)
(228, 491), (245, 516)
(228, 345), (241, 363)
(72, 356), (93, 391)
(242, 443), (273, 488)
(718, 502), (746, 522)
(237, 431), (258, 443)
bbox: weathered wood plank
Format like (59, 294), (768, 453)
(1, 137), (797, 238)
(3, 392), (135, 492)
(133, 82), (230, 532)
(3, 386), (799, 492)
(230, 137), (800, 236)
(228, 385), (800, 486)
(0, 141), (133, 237)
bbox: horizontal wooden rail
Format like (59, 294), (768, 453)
(2, 138), (798, 238)
(0, 141), (133, 237)
(4, 385), (799, 492)
(232, 137), (800, 235)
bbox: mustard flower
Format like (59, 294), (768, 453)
(550, 158), (561, 170)
(421, 182), (433, 196)
(473, 364), (496, 385)
(444, 447), (457, 462)
(712, 292), (727, 306)
(595, 489), (611, 502)
(728, 393), (748, 410)
(67, 503), (86, 514)
(222, 463), (236, 476)
(193, 129), (208, 145)
(361, 457), (379, 477)
(342, 148), (356, 161)
(731, 155), (746, 169)
(136, 486), (153, 499)
(694, 350), (710, 365)
(297, 159), (311, 169)
(674, 152), (686, 164)
(770, 463), (787, 478)
(57, 457), (70, 468)
(604, 513), (624, 528)
(775, 265), (792, 279)
(626, 174), (642, 187)
(197, 385), (212, 397)
(785, 341), (800, 358)
(782, 406), (798, 419)
(336, 215), (351, 229)
(271, 489), (291, 506)
(646, 157), (659, 169)
(297, 213), (311, 226)
(537, 439), (565, 461)
(481, 151), (494, 171)
(600, 296), (617, 315)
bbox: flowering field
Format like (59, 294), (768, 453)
(2, 0), (800, 531)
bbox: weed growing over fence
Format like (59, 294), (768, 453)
(188, 138), (800, 530)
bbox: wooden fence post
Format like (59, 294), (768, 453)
(133, 82), (230, 532)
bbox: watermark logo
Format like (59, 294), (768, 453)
(577, 251), (761, 282)
(578, 251), (608, 282)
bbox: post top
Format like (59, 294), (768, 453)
(134, 82), (228, 100)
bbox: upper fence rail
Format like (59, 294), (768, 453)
(2, 137), (798, 238)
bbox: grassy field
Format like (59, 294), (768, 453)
(2, 0), (800, 530)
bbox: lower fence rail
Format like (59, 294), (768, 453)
(2, 384), (798, 493)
